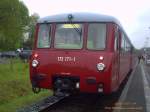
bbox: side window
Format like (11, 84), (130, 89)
(124, 38), (127, 52)
(128, 43), (131, 52)
(124, 37), (129, 52)
(37, 24), (51, 48)
(121, 32), (125, 52)
(126, 41), (129, 52)
(114, 27), (119, 51)
(121, 32), (132, 53)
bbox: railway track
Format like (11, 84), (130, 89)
(42, 92), (122, 112)
(17, 83), (125, 112)
(42, 73), (131, 112)
(17, 69), (133, 112)
(17, 94), (69, 112)
(42, 67), (144, 112)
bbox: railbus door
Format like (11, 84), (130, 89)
(114, 25), (120, 88)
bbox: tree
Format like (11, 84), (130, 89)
(23, 13), (40, 49)
(0, 0), (29, 51)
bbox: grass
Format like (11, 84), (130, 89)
(0, 58), (51, 112)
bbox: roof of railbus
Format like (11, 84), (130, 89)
(38, 12), (121, 25)
(38, 12), (133, 47)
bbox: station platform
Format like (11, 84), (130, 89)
(114, 62), (150, 112)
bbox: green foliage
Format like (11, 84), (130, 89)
(0, 0), (29, 51)
(0, 59), (50, 112)
(23, 13), (39, 49)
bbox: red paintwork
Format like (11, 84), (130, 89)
(30, 23), (134, 94)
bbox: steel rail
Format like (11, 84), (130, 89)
(17, 95), (69, 112)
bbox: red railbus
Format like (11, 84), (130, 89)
(30, 13), (134, 95)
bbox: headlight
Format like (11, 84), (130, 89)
(97, 63), (105, 71)
(32, 59), (39, 67)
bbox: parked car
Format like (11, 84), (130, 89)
(1, 51), (18, 58)
(19, 49), (32, 61)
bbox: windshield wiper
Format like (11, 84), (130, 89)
(67, 14), (82, 39)
(71, 24), (82, 36)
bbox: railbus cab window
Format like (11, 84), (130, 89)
(87, 24), (106, 50)
(37, 24), (51, 48)
(54, 24), (83, 49)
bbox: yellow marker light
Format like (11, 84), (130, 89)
(62, 24), (80, 28)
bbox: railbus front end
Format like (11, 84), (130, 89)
(29, 13), (133, 95)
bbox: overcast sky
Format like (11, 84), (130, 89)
(21, 0), (150, 49)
